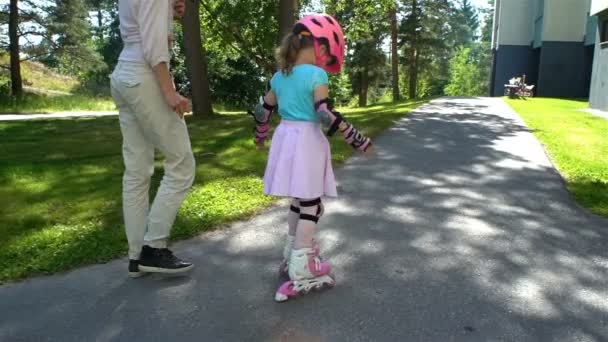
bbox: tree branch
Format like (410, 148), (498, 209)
(199, 0), (274, 73)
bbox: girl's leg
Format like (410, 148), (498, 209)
(278, 199), (299, 277)
(282, 198), (300, 262)
(275, 198), (334, 302)
(287, 198), (300, 236)
(294, 198), (323, 249)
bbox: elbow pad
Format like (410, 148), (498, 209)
(249, 96), (276, 144)
(315, 97), (372, 152)
(314, 98), (344, 137)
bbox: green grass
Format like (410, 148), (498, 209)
(1, 53), (114, 114)
(0, 99), (425, 282)
(1, 53), (79, 94)
(506, 97), (608, 217)
(0, 93), (116, 114)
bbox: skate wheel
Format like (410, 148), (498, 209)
(274, 292), (289, 302)
(275, 281), (298, 303)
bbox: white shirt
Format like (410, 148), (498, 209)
(118, 0), (173, 67)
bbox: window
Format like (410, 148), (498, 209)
(602, 19), (608, 44)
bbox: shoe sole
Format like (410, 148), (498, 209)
(129, 271), (148, 279)
(138, 264), (194, 274)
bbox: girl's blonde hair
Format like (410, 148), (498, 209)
(275, 31), (315, 75)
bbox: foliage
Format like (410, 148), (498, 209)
(477, 0), (494, 96)
(323, 0), (394, 105)
(328, 72), (353, 106)
(79, 0), (122, 96)
(451, 0), (480, 48)
(399, 0), (455, 98)
(41, 0), (104, 76)
(2, 0), (494, 108)
(444, 46), (486, 96)
(507, 98), (608, 217)
(13, 0), (103, 76)
(444, 0), (493, 97)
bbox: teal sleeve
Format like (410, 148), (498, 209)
(270, 72), (279, 91)
(311, 68), (329, 91)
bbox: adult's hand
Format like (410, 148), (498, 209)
(153, 62), (190, 118)
(163, 91), (190, 118)
(173, 0), (186, 19)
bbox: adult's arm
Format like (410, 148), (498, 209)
(138, 1), (189, 116)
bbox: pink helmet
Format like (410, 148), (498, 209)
(295, 14), (345, 73)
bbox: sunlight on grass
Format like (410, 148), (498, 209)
(0, 99), (424, 282)
(0, 94), (116, 114)
(506, 97), (608, 217)
(1, 53), (79, 94)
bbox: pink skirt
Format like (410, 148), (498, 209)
(263, 120), (338, 198)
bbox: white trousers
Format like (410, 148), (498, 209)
(110, 61), (195, 260)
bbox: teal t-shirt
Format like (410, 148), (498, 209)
(270, 64), (329, 122)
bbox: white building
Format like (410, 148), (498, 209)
(491, 0), (597, 99)
(589, 0), (608, 110)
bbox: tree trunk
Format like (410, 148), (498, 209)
(409, 48), (418, 99)
(408, 0), (418, 99)
(359, 69), (368, 107)
(278, 0), (299, 44)
(182, 0), (213, 117)
(97, 8), (104, 41)
(9, 0), (23, 97)
(389, 6), (399, 101)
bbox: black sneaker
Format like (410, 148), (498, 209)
(128, 259), (147, 278)
(138, 246), (194, 274)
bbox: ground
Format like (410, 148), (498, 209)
(1, 97), (606, 342)
(0, 100), (423, 282)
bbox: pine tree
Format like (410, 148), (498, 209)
(44, 0), (103, 75)
(8, 0), (23, 96)
(389, 3), (400, 101)
(324, 0), (392, 106)
(399, 0), (453, 98)
(451, 0), (480, 48)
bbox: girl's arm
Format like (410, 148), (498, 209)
(249, 91), (277, 146)
(313, 85), (373, 153)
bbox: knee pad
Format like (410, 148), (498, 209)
(299, 198), (324, 223)
(290, 199), (301, 214)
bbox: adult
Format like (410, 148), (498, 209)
(110, 0), (195, 278)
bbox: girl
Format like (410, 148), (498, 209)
(251, 14), (374, 302)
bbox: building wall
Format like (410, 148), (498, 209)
(543, 0), (588, 42)
(496, 0), (535, 46)
(491, 0), (597, 97)
(492, 46), (534, 96)
(535, 0), (592, 98)
(590, 10), (608, 110)
(537, 42), (588, 97)
(491, 0), (535, 96)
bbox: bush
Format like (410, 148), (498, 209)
(444, 46), (486, 96)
